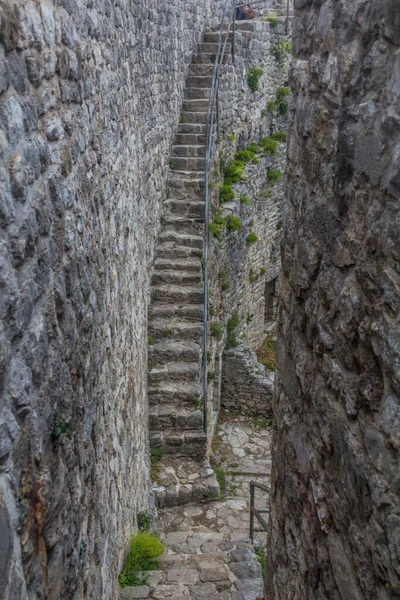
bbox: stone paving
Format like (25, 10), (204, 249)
(119, 414), (272, 599)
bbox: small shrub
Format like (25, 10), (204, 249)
(227, 312), (240, 333)
(260, 267), (267, 275)
(246, 232), (258, 244)
(276, 86), (290, 114)
(267, 168), (282, 184)
(224, 160), (245, 185)
(207, 351), (212, 364)
(220, 183), (235, 202)
(148, 336), (156, 346)
(214, 215), (226, 226)
(261, 137), (279, 155)
(256, 335), (276, 372)
(210, 322), (223, 340)
(214, 466), (227, 500)
(162, 329), (171, 337)
(271, 130), (287, 142)
(267, 99), (276, 112)
(235, 149), (255, 162)
(255, 547), (267, 578)
(225, 333), (238, 350)
(267, 11), (279, 27)
(226, 215), (242, 232)
(247, 142), (261, 154)
(170, 159), (176, 169)
(150, 448), (163, 483)
(227, 132), (237, 142)
(209, 304), (215, 316)
(248, 65), (264, 92)
(252, 157), (260, 164)
(260, 189), (272, 199)
(209, 223), (223, 239)
(273, 39), (292, 66)
(221, 279), (231, 292)
(249, 270), (258, 283)
(207, 371), (217, 383)
(137, 511), (152, 532)
(52, 411), (72, 450)
(240, 194), (251, 205)
(119, 532), (164, 588)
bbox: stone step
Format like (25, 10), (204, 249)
(188, 63), (214, 77)
(171, 144), (205, 157)
(174, 132), (206, 145)
(185, 86), (210, 100)
(162, 215), (204, 235)
(149, 303), (203, 322)
(151, 285), (204, 305)
(203, 31), (231, 43)
(179, 111), (207, 125)
(148, 320), (203, 342)
(148, 381), (202, 407)
(164, 199), (204, 218)
(177, 122), (207, 134)
(152, 457), (219, 508)
(192, 51), (221, 65)
(182, 98), (209, 112)
(149, 361), (200, 383)
(186, 75), (213, 88)
(171, 156), (205, 171)
(154, 257), (202, 272)
(168, 176), (204, 200)
(152, 269), (202, 286)
(149, 339), (201, 365)
(197, 41), (231, 54)
(155, 242), (203, 260)
(158, 230), (203, 248)
(149, 404), (204, 431)
(150, 428), (207, 458)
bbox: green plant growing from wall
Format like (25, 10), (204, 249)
(248, 65), (264, 92)
(227, 132), (237, 142)
(227, 312), (240, 332)
(207, 371), (217, 383)
(276, 86), (290, 114)
(137, 511), (153, 532)
(150, 448), (163, 483)
(148, 336), (156, 346)
(220, 183), (235, 202)
(260, 189), (272, 199)
(273, 39), (292, 66)
(267, 99), (276, 112)
(271, 130), (287, 142)
(210, 322), (223, 340)
(235, 149), (255, 162)
(266, 11), (279, 27)
(226, 215), (242, 232)
(246, 232), (258, 244)
(240, 194), (251, 205)
(209, 222), (223, 239)
(52, 411), (72, 450)
(224, 161), (245, 184)
(267, 168), (282, 184)
(169, 159), (176, 169)
(261, 137), (279, 155)
(219, 269), (231, 292)
(118, 532), (164, 588)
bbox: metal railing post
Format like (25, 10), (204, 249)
(232, 11), (236, 64)
(286, 0), (290, 35)
(250, 482), (255, 543)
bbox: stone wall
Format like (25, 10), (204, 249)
(0, 1), (221, 599)
(206, 19), (290, 425)
(221, 343), (274, 415)
(267, 1), (400, 599)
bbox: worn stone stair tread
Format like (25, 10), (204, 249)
(149, 306), (204, 325)
(152, 270), (202, 286)
(149, 404), (204, 430)
(148, 321), (203, 343)
(154, 257), (202, 271)
(148, 380), (202, 404)
(149, 339), (201, 362)
(158, 231), (203, 247)
(149, 361), (200, 382)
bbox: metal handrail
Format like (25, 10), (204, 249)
(250, 480), (270, 542)
(202, 1), (291, 430)
(203, 0), (235, 431)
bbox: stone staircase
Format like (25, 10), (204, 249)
(148, 32), (232, 507)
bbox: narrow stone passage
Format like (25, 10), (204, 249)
(127, 415), (271, 599)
